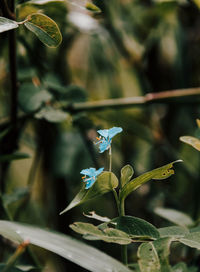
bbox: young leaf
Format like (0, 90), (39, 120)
(24, 13), (62, 47)
(159, 226), (189, 238)
(0, 17), (18, 33)
(154, 207), (194, 227)
(83, 211), (111, 223)
(112, 216), (160, 240)
(180, 136), (200, 151)
(60, 171), (118, 214)
(178, 232), (200, 250)
(120, 164), (134, 188)
(85, 2), (101, 13)
(138, 238), (173, 272)
(0, 220), (131, 272)
(70, 222), (132, 245)
(120, 160), (182, 201)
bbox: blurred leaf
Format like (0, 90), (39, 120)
(0, 220), (131, 272)
(0, 264), (27, 272)
(179, 232), (200, 250)
(15, 265), (36, 271)
(159, 226), (189, 238)
(180, 136), (200, 152)
(18, 83), (52, 113)
(70, 222), (132, 245)
(25, 0), (64, 4)
(154, 207), (194, 227)
(0, 152), (30, 162)
(83, 211), (111, 222)
(0, 128), (11, 141)
(138, 238), (172, 272)
(60, 171), (118, 214)
(120, 164), (134, 188)
(112, 216), (160, 240)
(2, 188), (29, 208)
(34, 106), (70, 122)
(0, 17), (18, 33)
(85, 2), (101, 13)
(172, 262), (198, 272)
(120, 160), (182, 201)
(24, 13), (62, 47)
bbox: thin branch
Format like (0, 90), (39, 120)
(0, 0), (16, 19)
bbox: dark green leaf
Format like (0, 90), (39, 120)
(0, 220), (131, 272)
(120, 164), (134, 188)
(24, 13), (62, 47)
(112, 216), (160, 240)
(60, 171), (118, 214)
(70, 222), (132, 245)
(0, 17), (18, 33)
(120, 160), (182, 201)
(0, 152), (30, 162)
(154, 207), (194, 227)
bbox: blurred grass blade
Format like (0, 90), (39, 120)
(180, 136), (200, 151)
(0, 17), (18, 33)
(24, 13), (62, 47)
(0, 152), (30, 162)
(0, 220), (131, 272)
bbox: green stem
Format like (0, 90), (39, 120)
(119, 198), (128, 265)
(109, 146), (112, 172)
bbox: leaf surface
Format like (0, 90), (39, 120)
(120, 164), (134, 188)
(0, 17), (18, 33)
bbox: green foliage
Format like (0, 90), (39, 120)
(0, 17), (18, 33)
(24, 13), (62, 47)
(120, 164), (134, 188)
(0, 152), (30, 162)
(34, 105), (69, 122)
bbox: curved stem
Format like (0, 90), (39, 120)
(109, 146), (112, 172)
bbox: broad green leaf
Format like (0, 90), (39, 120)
(18, 83), (52, 113)
(83, 211), (111, 223)
(138, 238), (173, 272)
(70, 222), (132, 245)
(34, 106), (70, 122)
(159, 226), (189, 238)
(120, 160), (182, 201)
(180, 136), (200, 151)
(85, 2), (101, 13)
(112, 216), (160, 240)
(24, 13), (62, 47)
(179, 232), (200, 250)
(154, 207), (194, 227)
(0, 220), (131, 272)
(0, 152), (30, 162)
(60, 171), (118, 214)
(120, 164), (134, 188)
(172, 262), (198, 272)
(0, 17), (18, 33)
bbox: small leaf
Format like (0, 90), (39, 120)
(35, 106), (70, 123)
(0, 220), (131, 272)
(120, 160), (182, 201)
(85, 2), (101, 13)
(154, 207), (194, 227)
(83, 211), (111, 223)
(159, 226), (189, 238)
(18, 83), (52, 113)
(70, 222), (132, 245)
(180, 136), (200, 151)
(0, 152), (30, 162)
(0, 17), (18, 33)
(112, 216), (160, 240)
(60, 171), (118, 214)
(24, 13), (62, 47)
(179, 232), (200, 250)
(120, 165), (134, 188)
(138, 238), (173, 272)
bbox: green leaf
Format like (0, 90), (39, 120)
(0, 220), (131, 272)
(0, 127), (11, 141)
(60, 171), (118, 214)
(85, 2), (101, 13)
(2, 187), (29, 208)
(24, 13), (62, 47)
(83, 211), (111, 223)
(120, 160), (182, 201)
(112, 216), (160, 240)
(180, 136), (200, 151)
(120, 164), (134, 188)
(0, 264), (27, 272)
(179, 232), (200, 250)
(172, 262), (198, 272)
(18, 83), (52, 113)
(159, 226), (189, 238)
(70, 222), (132, 245)
(154, 207), (194, 227)
(0, 17), (18, 33)
(138, 238), (173, 272)
(0, 152), (30, 162)
(34, 106), (70, 122)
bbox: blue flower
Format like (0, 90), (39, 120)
(80, 167), (104, 189)
(95, 127), (123, 153)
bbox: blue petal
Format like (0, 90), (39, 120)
(97, 129), (109, 138)
(80, 167), (96, 176)
(99, 140), (110, 153)
(95, 167), (104, 176)
(108, 127), (123, 139)
(85, 177), (96, 189)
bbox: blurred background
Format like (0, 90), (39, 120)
(1, 0), (200, 270)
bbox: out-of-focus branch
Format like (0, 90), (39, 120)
(0, 0), (16, 19)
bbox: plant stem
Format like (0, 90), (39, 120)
(109, 147), (112, 172)
(119, 197), (128, 265)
